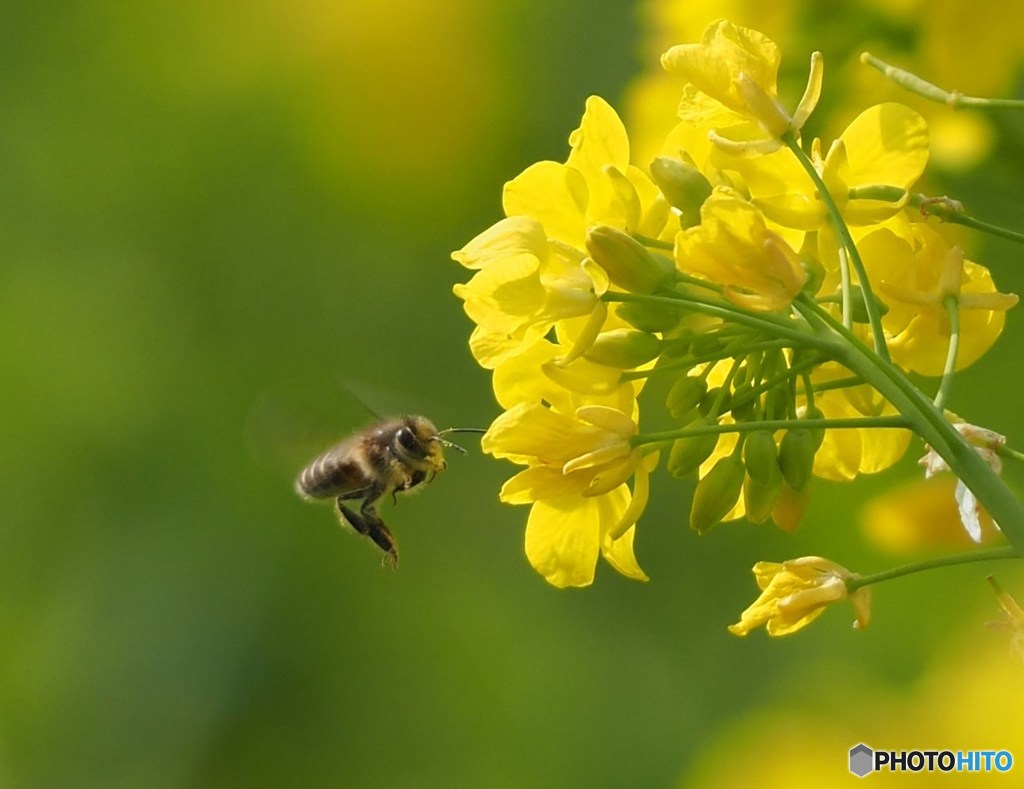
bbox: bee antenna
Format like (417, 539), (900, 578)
(436, 427), (487, 455)
(437, 438), (468, 454)
(438, 427), (488, 436)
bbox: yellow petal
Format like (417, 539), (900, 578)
(483, 402), (606, 465)
(503, 161), (589, 245)
(469, 324), (544, 370)
(566, 95), (630, 178)
(839, 103), (929, 191)
(499, 466), (588, 504)
(451, 216), (548, 270)
(601, 524), (649, 582)
(491, 340), (572, 413)
(453, 253), (544, 334)
(525, 489), (629, 588)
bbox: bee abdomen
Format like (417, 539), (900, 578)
(296, 447), (371, 500)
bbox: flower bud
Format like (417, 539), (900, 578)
(659, 334), (694, 357)
(800, 254), (826, 296)
(586, 225), (673, 294)
(778, 429), (816, 491)
(668, 429), (718, 478)
(690, 456), (745, 534)
(650, 157), (713, 228)
(764, 383), (792, 422)
(691, 333), (727, 356)
(772, 480), (809, 532)
(744, 470), (782, 525)
(582, 329), (661, 369)
(802, 405), (826, 448)
(743, 431), (779, 484)
(848, 285), (890, 324)
(729, 388), (756, 421)
(666, 377), (707, 419)
(700, 387), (732, 417)
(615, 300), (682, 332)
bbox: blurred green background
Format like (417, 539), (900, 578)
(2, 2), (1023, 787)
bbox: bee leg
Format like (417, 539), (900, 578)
(392, 470), (427, 505)
(336, 499), (399, 570)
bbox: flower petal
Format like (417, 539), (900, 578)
(503, 161), (589, 245)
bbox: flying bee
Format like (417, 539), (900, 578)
(295, 416), (483, 568)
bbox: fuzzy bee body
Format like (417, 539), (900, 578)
(295, 415), (449, 568)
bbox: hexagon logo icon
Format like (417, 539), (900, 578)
(849, 743), (874, 777)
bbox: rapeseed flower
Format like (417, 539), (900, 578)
(729, 556), (871, 636)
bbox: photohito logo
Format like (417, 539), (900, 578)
(849, 744), (1013, 777)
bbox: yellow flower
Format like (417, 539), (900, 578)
(452, 216), (609, 368)
(718, 103), (929, 231)
(862, 224), (1018, 375)
(455, 96), (672, 370)
(729, 556), (871, 636)
(483, 402), (654, 587)
(490, 338), (639, 415)
(503, 95), (670, 246)
(674, 188), (806, 311)
(661, 19), (822, 148)
(807, 366), (911, 481)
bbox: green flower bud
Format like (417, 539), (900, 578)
(848, 285), (890, 324)
(697, 387), (727, 418)
(778, 429), (816, 491)
(743, 470), (782, 525)
(800, 254), (826, 296)
(659, 334), (693, 357)
(650, 156), (713, 228)
(690, 456), (744, 534)
(586, 225), (673, 294)
(690, 333), (726, 356)
(764, 383), (792, 422)
(616, 301), (682, 333)
(803, 405), (826, 448)
(743, 430), (779, 484)
(583, 329), (662, 369)
(729, 394), (756, 422)
(668, 429), (718, 478)
(742, 431), (782, 524)
(666, 376), (707, 419)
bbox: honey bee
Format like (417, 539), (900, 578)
(295, 416), (482, 568)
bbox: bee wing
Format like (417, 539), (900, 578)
(244, 387), (362, 481)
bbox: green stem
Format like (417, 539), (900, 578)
(800, 370), (815, 412)
(846, 546), (1018, 593)
(838, 245), (852, 329)
(833, 333), (1024, 554)
(934, 296), (959, 409)
(998, 445), (1024, 464)
(798, 375), (863, 396)
(794, 293), (1024, 553)
(861, 52), (1024, 110)
(729, 353), (823, 415)
(633, 415), (909, 446)
(782, 133), (891, 361)
(621, 340), (789, 382)
(602, 291), (831, 350)
(847, 186), (1024, 246)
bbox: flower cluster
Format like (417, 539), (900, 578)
(452, 19), (1019, 633)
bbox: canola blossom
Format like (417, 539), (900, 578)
(729, 557), (871, 636)
(452, 19), (1024, 636)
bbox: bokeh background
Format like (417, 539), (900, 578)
(2, 1), (1024, 786)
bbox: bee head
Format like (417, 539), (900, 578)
(393, 415), (447, 471)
